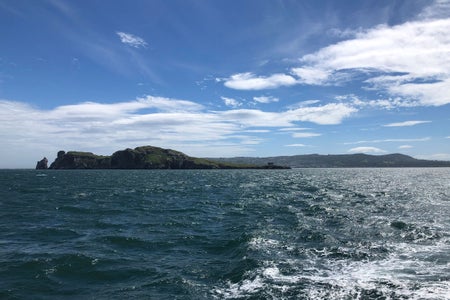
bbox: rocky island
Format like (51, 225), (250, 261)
(37, 146), (289, 170)
(35, 157), (48, 169)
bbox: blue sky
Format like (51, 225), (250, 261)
(1, 0), (450, 168)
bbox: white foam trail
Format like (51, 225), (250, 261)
(213, 233), (450, 299)
(212, 276), (265, 299)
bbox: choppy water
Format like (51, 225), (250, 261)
(1, 168), (449, 299)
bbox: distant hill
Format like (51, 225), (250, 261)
(37, 146), (288, 170)
(207, 153), (450, 168)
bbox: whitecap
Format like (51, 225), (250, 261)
(212, 276), (265, 299)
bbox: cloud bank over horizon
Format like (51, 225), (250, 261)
(0, 96), (357, 167)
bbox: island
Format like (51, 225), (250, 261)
(36, 146), (289, 170)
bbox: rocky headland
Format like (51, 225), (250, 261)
(38, 146), (289, 170)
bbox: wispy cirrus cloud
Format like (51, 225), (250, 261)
(383, 120), (431, 127)
(116, 31), (148, 48)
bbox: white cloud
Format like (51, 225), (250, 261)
(419, 0), (450, 19)
(348, 147), (387, 154)
(345, 137), (431, 145)
(386, 77), (450, 106)
(253, 96), (279, 103)
(138, 96), (204, 112)
(383, 120), (431, 127)
(295, 17), (450, 106)
(285, 103), (357, 125)
(399, 145), (413, 149)
(116, 31), (148, 48)
(218, 109), (292, 127)
(300, 19), (450, 78)
(291, 67), (331, 85)
(49, 96), (203, 121)
(285, 144), (307, 147)
(351, 97), (420, 109)
(292, 132), (321, 138)
(217, 102), (356, 127)
(221, 96), (242, 108)
(220, 4), (450, 108)
(224, 6), (450, 107)
(0, 97), (356, 167)
(223, 72), (297, 90)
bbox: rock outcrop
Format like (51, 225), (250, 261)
(35, 157), (48, 169)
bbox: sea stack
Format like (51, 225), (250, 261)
(36, 157), (48, 169)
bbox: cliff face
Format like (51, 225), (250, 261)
(46, 146), (276, 169)
(36, 157), (48, 169)
(49, 151), (110, 169)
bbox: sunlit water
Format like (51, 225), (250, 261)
(1, 169), (449, 299)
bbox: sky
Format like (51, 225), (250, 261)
(1, 0), (450, 168)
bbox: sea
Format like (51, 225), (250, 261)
(1, 168), (449, 300)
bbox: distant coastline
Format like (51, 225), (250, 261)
(35, 146), (450, 169)
(208, 153), (450, 168)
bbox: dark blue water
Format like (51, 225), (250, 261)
(1, 169), (449, 299)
